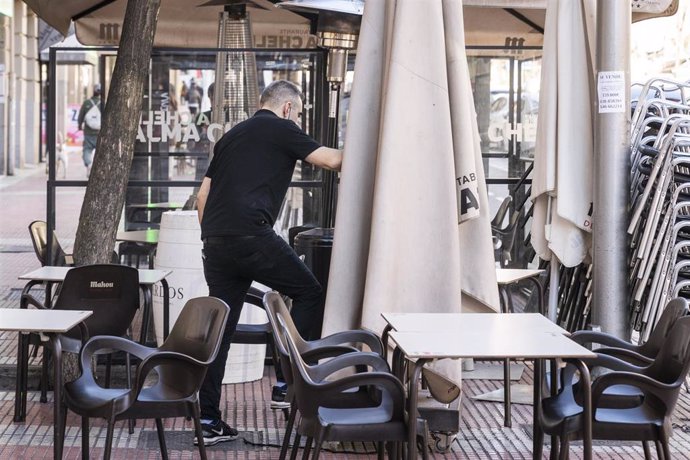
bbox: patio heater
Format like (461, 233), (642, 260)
(183, 0), (263, 207)
(278, 0), (363, 227)
(201, 0), (264, 138)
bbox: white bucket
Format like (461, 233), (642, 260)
(153, 210), (267, 384)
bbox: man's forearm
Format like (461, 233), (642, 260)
(197, 177), (212, 224)
(197, 197), (206, 224)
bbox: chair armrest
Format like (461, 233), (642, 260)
(302, 345), (359, 364)
(316, 372), (406, 418)
(307, 351), (390, 382)
(591, 371), (677, 414)
(308, 330), (384, 356)
(80, 335), (156, 368)
(75, 336), (156, 386)
(135, 351), (206, 393)
(570, 330), (637, 352)
(596, 347), (654, 366)
(585, 352), (647, 374)
(20, 293), (48, 310)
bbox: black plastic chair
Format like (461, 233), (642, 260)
(539, 316), (690, 460)
(233, 286), (274, 345)
(570, 297), (688, 365)
(63, 296), (230, 460)
(565, 298), (688, 409)
(282, 320), (409, 460)
(117, 241), (156, 269)
(18, 264), (141, 417)
(263, 291), (386, 460)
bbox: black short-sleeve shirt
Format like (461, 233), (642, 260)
(201, 109), (321, 238)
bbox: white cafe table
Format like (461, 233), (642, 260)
(380, 312), (567, 427)
(387, 318), (595, 460)
(0, 308), (91, 460)
(18, 266), (173, 342)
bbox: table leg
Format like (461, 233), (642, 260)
(14, 332), (27, 422)
(408, 358), (427, 460)
(15, 279), (44, 422)
(139, 285), (153, 344)
(533, 358), (544, 460)
(381, 324), (393, 362)
(161, 279), (170, 339)
(50, 334), (64, 460)
(504, 358), (512, 427)
(549, 360), (558, 460)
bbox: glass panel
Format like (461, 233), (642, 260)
(469, 49), (542, 269)
(469, 51), (542, 180)
(49, 47), (327, 234)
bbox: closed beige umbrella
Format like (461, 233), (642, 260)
(322, 0), (501, 388)
(530, 0), (596, 320)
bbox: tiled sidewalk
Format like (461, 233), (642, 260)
(3, 166), (690, 458)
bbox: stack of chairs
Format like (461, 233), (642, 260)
(627, 78), (690, 341)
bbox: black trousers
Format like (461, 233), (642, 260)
(199, 231), (322, 421)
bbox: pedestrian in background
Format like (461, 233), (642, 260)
(77, 84), (102, 178)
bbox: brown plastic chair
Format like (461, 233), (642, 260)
(570, 297), (688, 365)
(564, 298), (689, 409)
(17, 264), (140, 421)
(538, 315), (690, 460)
(233, 286), (274, 345)
(28, 220), (74, 266)
(263, 291), (385, 460)
(281, 319), (408, 460)
(63, 296), (230, 460)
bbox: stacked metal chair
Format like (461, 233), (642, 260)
(627, 78), (690, 341)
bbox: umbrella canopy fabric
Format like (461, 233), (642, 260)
(23, 0), (313, 47)
(322, 0), (500, 353)
(530, 0), (595, 270)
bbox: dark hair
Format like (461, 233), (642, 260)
(260, 80), (303, 107)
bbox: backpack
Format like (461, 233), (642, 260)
(85, 99), (101, 130)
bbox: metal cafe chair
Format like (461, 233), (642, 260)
(63, 297), (229, 460)
(28, 220), (74, 267)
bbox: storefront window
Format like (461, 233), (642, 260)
(47, 47), (327, 238)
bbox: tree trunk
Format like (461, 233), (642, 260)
(73, 0), (161, 265)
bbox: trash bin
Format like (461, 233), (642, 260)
(293, 227), (334, 338)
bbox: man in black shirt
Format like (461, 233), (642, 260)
(195, 80), (342, 445)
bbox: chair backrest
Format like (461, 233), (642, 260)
(28, 220), (69, 266)
(647, 316), (690, 388)
(54, 264), (140, 340)
(263, 291), (301, 385)
(161, 296), (229, 364)
(158, 296), (230, 394)
(281, 318), (320, 416)
(640, 297), (688, 358)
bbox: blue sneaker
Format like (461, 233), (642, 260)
(271, 384), (290, 409)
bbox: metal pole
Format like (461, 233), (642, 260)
(592, 0), (631, 339)
(46, 47), (57, 265)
